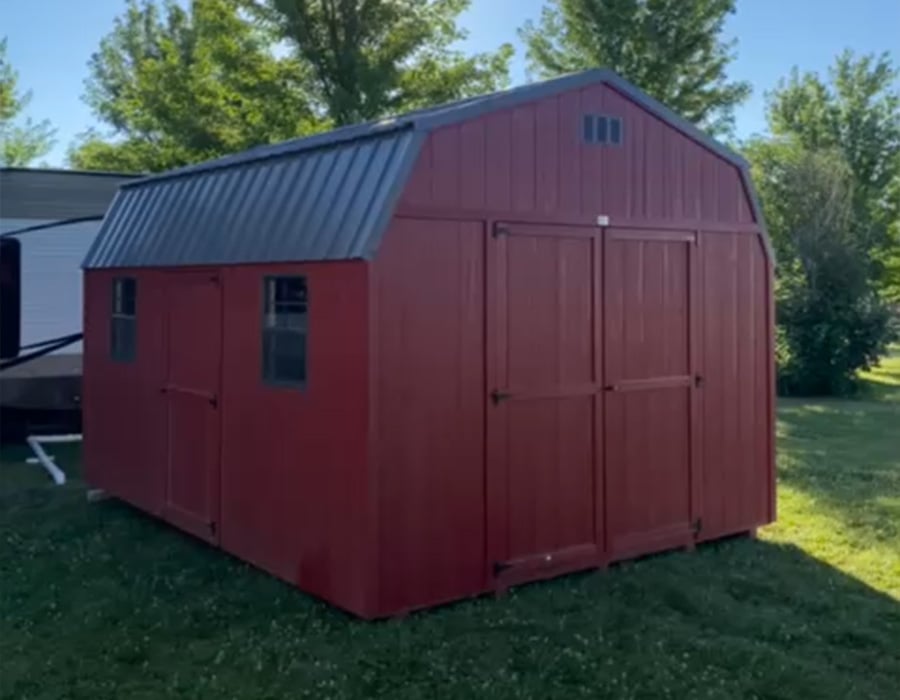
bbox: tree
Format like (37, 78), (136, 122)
(69, 0), (319, 173)
(746, 139), (896, 396)
(244, 0), (513, 126)
(0, 37), (55, 166)
(518, 0), (751, 135)
(766, 51), (900, 300)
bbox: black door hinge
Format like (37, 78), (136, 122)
(492, 225), (510, 238)
(209, 395), (218, 408)
(694, 375), (704, 389)
(493, 560), (512, 577)
(490, 389), (512, 405)
(692, 517), (703, 535)
(209, 521), (217, 535)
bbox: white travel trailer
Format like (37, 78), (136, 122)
(0, 168), (136, 434)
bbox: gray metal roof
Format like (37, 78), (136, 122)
(84, 127), (423, 268)
(84, 69), (768, 269)
(0, 168), (137, 221)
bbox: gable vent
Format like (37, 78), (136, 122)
(582, 114), (623, 146)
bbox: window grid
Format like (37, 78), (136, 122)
(262, 276), (308, 388)
(110, 277), (136, 362)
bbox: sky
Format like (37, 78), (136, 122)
(2, 0), (898, 168)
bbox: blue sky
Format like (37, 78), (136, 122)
(3, 0), (898, 167)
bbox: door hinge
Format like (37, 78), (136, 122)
(209, 395), (218, 408)
(694, 375), (704, 389)
(490, 389), (512, 405)
(492, 225), (510, 238)
(493, 560), (512, 577)
(692, 517), (703, 535)
(209, 521), (217, 535)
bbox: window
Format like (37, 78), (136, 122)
(582, 114), (623, 146)
(262, 276), (308, 387)
(110, 277), (136, 362)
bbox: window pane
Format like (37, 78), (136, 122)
(112, 277), (136, 316)
(261, 276), (308, 386)
(583, 114), (595, 143)
(610, 117), (622, 145)
(262, 329), (306, 384)
(596, 116), (608, 144)
(111, 317), (136, 362)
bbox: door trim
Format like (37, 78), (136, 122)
(486, 222), (602, 589)
(162, 269), (224, 545)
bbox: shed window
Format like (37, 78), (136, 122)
(110, 277), (136, 362)
(583, 114), (623, 146)
(262, 276), (308, 387)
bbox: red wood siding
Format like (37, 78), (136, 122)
(371, 218), (486, 614)
(699, 233), (772, 539)
(84, 269), (167, 516)
(83, 262), (373, 617)
(218, 262), (371, 615)
(399, 84), (755, 229)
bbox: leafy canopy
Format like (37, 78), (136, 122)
(766, 50), (900, 274)
(0, 37), (55, 167)
(70, 0), (318, 173)
(746, 139), (895, 396)
(518, 0), (751, 135)
(72, 0), (512, 171)
(244, 0), (513, 126)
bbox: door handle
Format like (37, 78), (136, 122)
(490, 389), (512, 405)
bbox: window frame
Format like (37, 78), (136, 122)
(110, 277), (137, 363)
(582, 114), (623, 146)
(261, 275), (309, 389)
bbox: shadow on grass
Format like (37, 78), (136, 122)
(1, 482), (899, 699)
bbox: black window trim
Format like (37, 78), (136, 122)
(261, 275), (308, 390)
(110, 276), (137, 363)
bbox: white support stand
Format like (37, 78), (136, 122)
(25, 434), (82, 485)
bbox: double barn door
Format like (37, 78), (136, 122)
(488, 223), (699, 584)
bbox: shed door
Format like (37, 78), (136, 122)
(604, 229), (698, 558)
(162, 271), (222, 543)
(487, 223), (600, 586)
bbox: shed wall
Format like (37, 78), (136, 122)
(83, 262), (372, 615)
(399, 82), (757, 229)
(370, 218), (486, 613)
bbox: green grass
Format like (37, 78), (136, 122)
(2, 356), (899, 700)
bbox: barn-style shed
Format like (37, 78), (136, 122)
(83, 70), (775, 618)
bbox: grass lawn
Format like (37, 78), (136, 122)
(2, 353), (898, 699)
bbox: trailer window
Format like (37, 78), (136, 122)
(110, 277), (136, 362)
(262, 276), (307, 387)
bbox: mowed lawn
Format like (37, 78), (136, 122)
(1, 354), (898, 699)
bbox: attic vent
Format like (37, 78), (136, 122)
(583, 114), (623, 146)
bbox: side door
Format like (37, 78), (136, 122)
(162, 270), (223, 543)
(603, 229), (700, 559)
(487, 223), (602, 587)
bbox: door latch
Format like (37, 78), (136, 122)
(490, 389), (512, 405)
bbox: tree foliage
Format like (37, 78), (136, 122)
(518, 0), (751, 135)
(244, 0), (513, 126)
(0, 37), (55, 166)
(69, 0), (318, 173)
(766, 51), (900, 300)
(72, 0), (512, 171)
(747, 139), (895, 396)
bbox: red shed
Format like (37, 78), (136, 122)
(82, 70), (775, 618)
